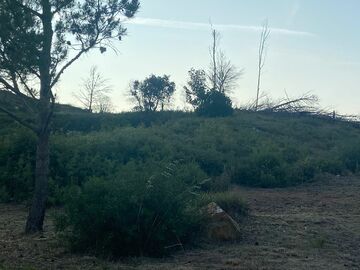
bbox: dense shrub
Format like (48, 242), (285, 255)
(342, 144), (360, 173)
(55, 162), (205, 257)
(196, 90), (233, 117)
(231, 149), (321, 187)
(0, 128), (36, 202)
(1, 110), (360, 203)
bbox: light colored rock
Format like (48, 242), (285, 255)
(206, 202), (241, 241)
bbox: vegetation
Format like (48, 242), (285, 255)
(74, 66), (113, 113)
(184, 69), (234, 117)
(1, 100), (360, 256)
(55, 162), (204, 257)
(1, 109), (359, 205)
(129, 74), (176, 112)
(0, 0), (140, 233)
(200, 191), (248, 218)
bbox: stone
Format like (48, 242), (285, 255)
(205, 202), (241, 241)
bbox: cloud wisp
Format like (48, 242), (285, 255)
(125, 17), (315, 37)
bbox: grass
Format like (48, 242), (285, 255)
(200, 191), (249, 218)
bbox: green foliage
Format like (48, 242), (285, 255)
(184, 69), (208, 108)
(196, 90), (233, 117)
(55, 162), (204, 257)
(231, 149), (319, 187)
(1, 110), (360, 203)
(129, 75), (176, 112)
(0, 128), (36, 202)
(184, 69), (234, 117)
(342, 145), (360, 173)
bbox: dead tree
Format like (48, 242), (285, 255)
(74, 66), (112, 113)
(255, 20), (270, 111)
(208, 27), (242, 94)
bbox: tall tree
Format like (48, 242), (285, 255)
(74, 66), (112, 113)
(184, 69), (208, 109)
(184, 68), (233, 117)
(255, 20), (270, 111)
(129, 75), (176, 112)
(0, 0), (139, 233)
(208, 27), (241, 94)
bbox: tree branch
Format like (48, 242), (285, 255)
(0, 77), (16, 93)
(13, 1), (42, 18)
(0, 105), (37, 132)
(51, 47), (91, 88)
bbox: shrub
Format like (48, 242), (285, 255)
(201, 171), (231, 192)
(196, 90), (233, 117)
(55, 162), (205, 257)
(231, 149), (321, 188)
(342, 144), (360, 173)
(232, 151), (287, 187)
(0, 128), (36, 202)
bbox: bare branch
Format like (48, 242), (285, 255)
(51, 47), (90, 88)
(0, 104), (36, 132)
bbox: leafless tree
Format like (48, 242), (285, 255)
(255, 20), (271, 111)
(208, 27), (242, 94)
(74, 66), (112, 112)
(97, 95), (114, 113)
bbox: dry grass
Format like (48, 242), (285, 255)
(1, 175), (359, 270)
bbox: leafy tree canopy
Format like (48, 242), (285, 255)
(130, 74), (176, 112)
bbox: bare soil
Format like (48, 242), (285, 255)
(1, 175), (359, 270)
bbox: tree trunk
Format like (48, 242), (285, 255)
(25, 129), (49, 233)
(25, 0), (53, 234)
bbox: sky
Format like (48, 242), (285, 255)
(58, 0), (360, 115)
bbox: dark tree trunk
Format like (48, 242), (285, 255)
(25, 0), (53, 234)
(25, 129), (50, 233)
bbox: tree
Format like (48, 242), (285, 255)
(184, 69), (233, 117)
(74, 66), (112, 113)
(255, 20), (270, 111)
(184, 68), (207, 109)
(97, 95), (114, 113)
(129, 75), (176, 112)
(208, 28), (241, 94)
(197, 90), (233, 117)
(0, 0), (139, 233)
(184, 27), (240, 117)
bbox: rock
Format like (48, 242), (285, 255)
(205, 202), (241, 241)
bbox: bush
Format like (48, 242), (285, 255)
(343, 145), (360, 173)
(0, 128), (36, 202)
(55, 162), (205, 257)
(196, 90), (233, 117)
(232, 149), (321, 187)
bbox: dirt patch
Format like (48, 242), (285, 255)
(1, 176), (359, 269)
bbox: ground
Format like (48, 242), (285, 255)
(1, 175), (359, 270)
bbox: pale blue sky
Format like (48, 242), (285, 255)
(59, 0), (360, 114)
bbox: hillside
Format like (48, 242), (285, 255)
(1, 101), (360, 268)
(1, 106), (360, 203)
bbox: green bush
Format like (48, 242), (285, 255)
(231, 149), (321, 187)
(1, 110), (360, 204)
(342, 144), (360, 173)
(55, 162), (205, 257)
(196, 90), (233, 117)
(0, 128), (36, 202)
